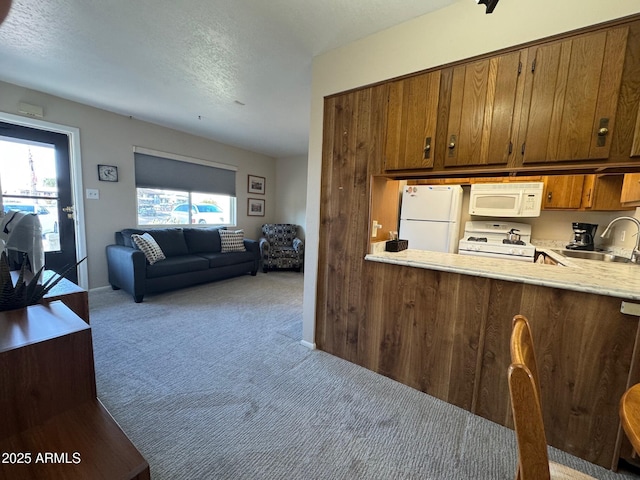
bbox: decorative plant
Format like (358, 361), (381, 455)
(0, 251), (86, 312)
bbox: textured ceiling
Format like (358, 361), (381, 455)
(0, 0), (456, 158)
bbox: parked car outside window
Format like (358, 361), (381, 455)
(3, 204), (59, 235)
(169, 203), (224, 224)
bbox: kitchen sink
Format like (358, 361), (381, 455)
(551, 249), (630, 263)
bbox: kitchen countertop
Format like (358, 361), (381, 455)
(365, 248), (640, 301)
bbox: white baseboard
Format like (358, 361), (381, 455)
(89, 285), (113, 293)
(300, 340), (316, 350)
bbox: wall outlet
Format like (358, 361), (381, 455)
(86, 188), (99, 200)
(372, 220), (381, 238)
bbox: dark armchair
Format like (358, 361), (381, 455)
(259, 224), (304, 273)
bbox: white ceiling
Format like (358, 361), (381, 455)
(0, 0), (457, 158)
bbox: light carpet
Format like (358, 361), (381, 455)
(89, 271), (636, 479)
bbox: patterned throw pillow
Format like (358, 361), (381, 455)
(219, 229), (246, 253)
(131, 233), (166, 264)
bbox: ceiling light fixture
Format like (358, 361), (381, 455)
(476, 0), (499, 14)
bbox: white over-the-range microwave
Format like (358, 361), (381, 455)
(468, 182), (544, 217)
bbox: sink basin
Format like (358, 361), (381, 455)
(551, 249), (630, 263)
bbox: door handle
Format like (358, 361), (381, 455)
(63, 205), (74, 219)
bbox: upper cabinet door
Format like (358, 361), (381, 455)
(444, 50), (524, 167)
(384, 70), (441, 170)
(519, 27), (628, 164)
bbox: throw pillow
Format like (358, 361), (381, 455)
(131, 233), (166, 264)
(219, 229), (246, 253)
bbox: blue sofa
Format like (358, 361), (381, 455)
(106, 227), (259, 302)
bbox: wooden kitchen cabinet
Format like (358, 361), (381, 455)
(518, 27), (628, 164)
(542, 175), (585, 209)
(381, 20), (640, 175)
(582, 174), (635, 210)
(384, 70), (441, 170)
(621, 173), (640, 206)
(543, 174), (633, 210)
(444, 50), (524, 168)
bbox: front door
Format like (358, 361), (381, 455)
(0, 121), (78, 282)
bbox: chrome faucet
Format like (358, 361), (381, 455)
(600, 216), (640, 264)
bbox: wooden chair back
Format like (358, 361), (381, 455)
(509, 315), (596, 480)
(509, 314), (551, 480)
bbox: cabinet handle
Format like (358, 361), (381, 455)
(448, 135), (457, 157)
(423, 137), (432, 160)
(597, 118), (609, 147)
(547, 192), (552, 202)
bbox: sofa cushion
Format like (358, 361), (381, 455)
(131, 233), (166, 265)
(262, 224), (298, 247)
(267, 246), (300, 260)
(120, 228), (145, 248)
(219, 229), (246, 252)
(199, 251), (256, 268)
(145, 228), (190, 257)
(145, 255), (209, 279)
(183, 227), (222, 254)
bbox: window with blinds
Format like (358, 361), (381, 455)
(133, 147), (237, 227)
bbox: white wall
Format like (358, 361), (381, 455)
(303, 0), (640, 346)
(275, 155), (307, 240)
(0, 80), (277, 289)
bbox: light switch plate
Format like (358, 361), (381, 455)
(86, 188), (99, 200)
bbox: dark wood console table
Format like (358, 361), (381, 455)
(0, 301), (150, 479)
(10, 270), (89, 323)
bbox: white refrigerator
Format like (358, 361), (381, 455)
(399, 185), (463, 253)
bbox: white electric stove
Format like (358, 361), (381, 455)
(458, 221), (536, 262)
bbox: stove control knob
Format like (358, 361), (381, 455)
(509, 248), (515, 254)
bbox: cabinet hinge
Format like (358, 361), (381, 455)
(517, 62), (522, 75)
(531, 58), (536, 73)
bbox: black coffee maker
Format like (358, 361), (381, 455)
(566, 222), (598, 251)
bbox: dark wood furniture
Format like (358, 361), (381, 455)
(0, 301), (150, 479)
(9, 270), (89, 323)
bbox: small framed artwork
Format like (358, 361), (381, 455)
(98, 164), (118, 182)
(247, 198), (265, 216)
(248, 175), (265, 195)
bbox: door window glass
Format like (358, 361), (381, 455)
(0, 138), (61, 252)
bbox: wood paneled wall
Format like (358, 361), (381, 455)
(317, 85), (388, 363)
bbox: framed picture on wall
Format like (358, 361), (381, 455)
(247, 198), (265, 216)
(248, 175), (265, 195)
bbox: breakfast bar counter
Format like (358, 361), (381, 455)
(365, 248), (640, 301)
(324, 248), (640, 470)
